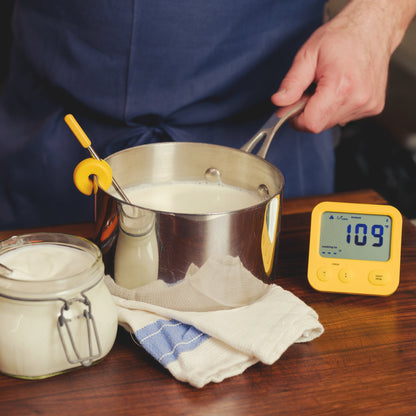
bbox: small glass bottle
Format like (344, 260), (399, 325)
(114, 204), (159, 289)
(0, 233), (118, 379)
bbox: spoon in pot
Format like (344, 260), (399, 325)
(64, 114), (132, 204)
(0, 263), (13, 277)
(0, 262), (32, 279)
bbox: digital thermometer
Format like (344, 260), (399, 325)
(307, 201), (402, 296)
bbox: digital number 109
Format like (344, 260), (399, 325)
(346, 224), (384, 247)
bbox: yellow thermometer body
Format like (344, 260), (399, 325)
(307, 201), (402, 296)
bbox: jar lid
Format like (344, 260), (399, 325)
(0, 233), (104, 300)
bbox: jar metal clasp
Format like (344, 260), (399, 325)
(57, 295), (102, 367)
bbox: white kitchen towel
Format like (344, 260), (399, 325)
(104, 256), (324, 388)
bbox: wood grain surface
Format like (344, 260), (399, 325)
(0, 189), (415, 416)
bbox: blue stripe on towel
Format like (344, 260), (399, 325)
(134, 319), (210, 367)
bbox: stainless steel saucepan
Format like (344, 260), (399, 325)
(93, 103), (304, 286)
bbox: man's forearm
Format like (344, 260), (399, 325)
(341, 0), (416, 54)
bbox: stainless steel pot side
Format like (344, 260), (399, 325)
(93, 140), (284, 283)
(92, 103), (310, 283)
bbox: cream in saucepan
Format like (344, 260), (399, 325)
(122, 181), (265, 214)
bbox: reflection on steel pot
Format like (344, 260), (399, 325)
(91, 104), (309, 287)
(93, 140), (284, 286)
(114, 204), (159, 288)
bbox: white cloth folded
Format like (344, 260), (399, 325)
(104, 256), (324, 388)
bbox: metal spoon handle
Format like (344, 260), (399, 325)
(85, 144), (131, 203)
(0, 263), (13, 277)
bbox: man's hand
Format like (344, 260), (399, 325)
(271, 0), (416, 133)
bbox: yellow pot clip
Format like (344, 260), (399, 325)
(65, 114), (130, 202)
(73, 157), (112, 195)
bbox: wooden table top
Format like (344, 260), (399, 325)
(0, 189), (415, 416)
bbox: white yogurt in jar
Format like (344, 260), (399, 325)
(0, 233), (118, 379)
(0, 244), (94, 281)
(123, 181), (265, 214)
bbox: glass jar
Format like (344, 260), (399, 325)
(0, 233), (118, 379)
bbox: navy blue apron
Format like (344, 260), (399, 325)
(0, 0), (333, 229)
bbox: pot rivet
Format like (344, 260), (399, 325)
(204, 168), (222, 183)
(257, 184), (270, 197)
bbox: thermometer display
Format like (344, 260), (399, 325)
(319, 212), (392, 262)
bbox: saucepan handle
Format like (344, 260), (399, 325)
(240, 98), (307, 159)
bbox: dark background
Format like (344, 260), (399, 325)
(1, 1), (415, 219)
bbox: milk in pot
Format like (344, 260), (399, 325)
(123, 181), (265, 214)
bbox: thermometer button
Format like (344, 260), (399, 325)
(368, 271), (390, 286)
(338, 269), (354, 283)
(317, 267), (333, 282)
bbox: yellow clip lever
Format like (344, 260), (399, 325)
(64, 114), (92, 149)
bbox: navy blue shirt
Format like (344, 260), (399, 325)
(0, 0), (334, 229)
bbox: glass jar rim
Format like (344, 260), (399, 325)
(0, 233), (104, 300)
